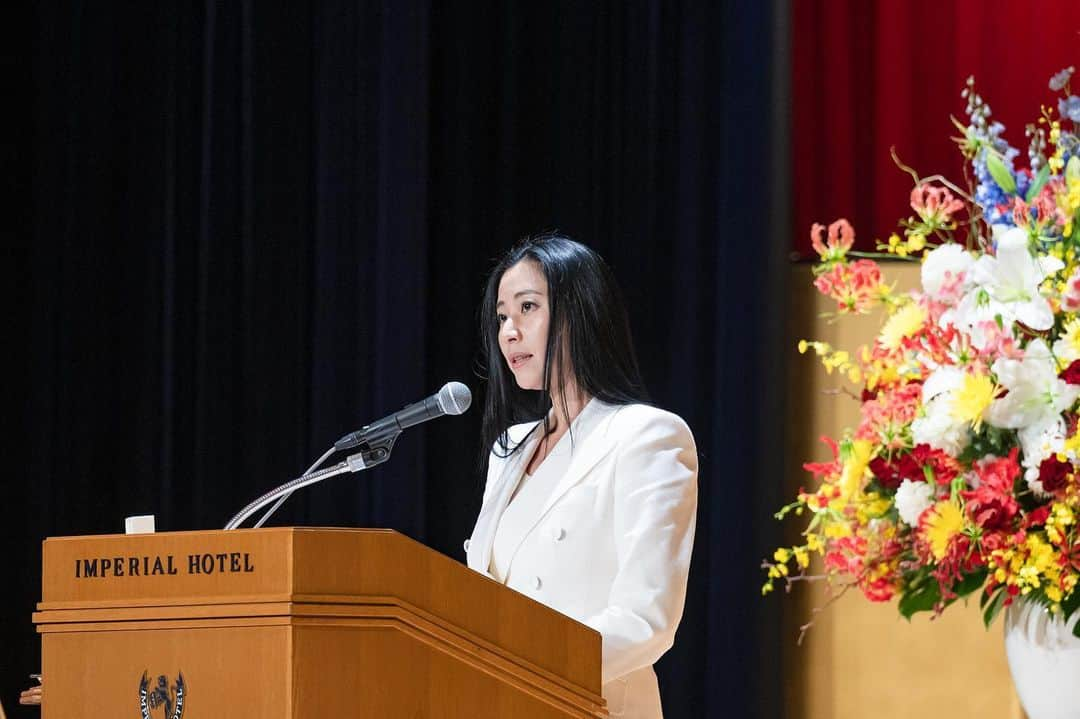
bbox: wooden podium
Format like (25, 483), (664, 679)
(33, 527), (605, 718)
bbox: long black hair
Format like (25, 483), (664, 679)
(479, 232), (649, 460)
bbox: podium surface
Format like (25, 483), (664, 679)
(33, 527), (605, 718)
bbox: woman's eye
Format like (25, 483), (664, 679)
(521, 301), (535, 312)
(496, 314), (507, 324)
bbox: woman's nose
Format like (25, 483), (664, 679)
(501, 318), (519, 341)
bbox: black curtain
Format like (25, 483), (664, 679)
(9, 2), (791, 716)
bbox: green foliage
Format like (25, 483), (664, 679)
(900, 567), (989, 621)
(957, 425), (1015, 465)
(1025, 164), (1051, 203)
(953, 567), (988, 599)
(1061, 590), (1080, 639)
(899, 569), (941, 619)
(986, 152), (1017, 195)
(981, 587), (1007, 629)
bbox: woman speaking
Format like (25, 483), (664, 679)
(466, 234), (698, 719)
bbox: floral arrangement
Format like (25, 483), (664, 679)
(763, 68), (1080, 639)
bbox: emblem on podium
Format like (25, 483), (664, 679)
(138, 670), (186, 719)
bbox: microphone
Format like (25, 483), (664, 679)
(334, 381), (472, 450)
(225, 381), (473, 530)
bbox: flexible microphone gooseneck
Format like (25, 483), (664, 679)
(223, 382), (472, 530)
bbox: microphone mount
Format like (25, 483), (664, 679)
(222, 430), (400, 531)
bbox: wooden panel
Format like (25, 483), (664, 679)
(39, 528), (600, 694)
(785, 262), (1023, 719)
(291, 529), (601, 693)
(34, 602), (601, 713)
(41, 624), (290, 719)
(34, 528), (604, 716)
(292, 622), (602, 718)
(36, 614), (601, 718)
(39, 528), (294, 605)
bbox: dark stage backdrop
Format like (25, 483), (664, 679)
(9, 2), (791, 717)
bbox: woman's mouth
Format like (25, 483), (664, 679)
(508, 353), (533, 369)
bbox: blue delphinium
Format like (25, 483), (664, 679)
(1060, 95), (1080, 124)
(962, 77), (1020, 227)
(1049, 66), (1074, 92)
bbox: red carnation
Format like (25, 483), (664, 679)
(911, 444), (960, 486)
(1022, 505), (1051, 530)
(962, 449), (1021, 531)
(869, 453), (923, 490)
(963, 491), (1019, 532)
(1038, 455), (1072, 494)
(976, 448), (1021, 494)
(1060, 359), (1080, 385)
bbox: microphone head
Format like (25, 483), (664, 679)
(436, 381), (472, 416)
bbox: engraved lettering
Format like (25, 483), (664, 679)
(114, 556), (124, 577)
(167, 555), (178, 575)
(82, 559), (98, 577)
(129, 557), (140, 576)
(188, 554), (200, 574)
(200, 554), (214, 574)
(244, 553), (255, 572)
(230, 552), (241, 572)
(151, 556), (165, 575)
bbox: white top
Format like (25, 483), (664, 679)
(488, 402), (596, 583)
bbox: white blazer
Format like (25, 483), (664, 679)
(466, 400), (698, 719)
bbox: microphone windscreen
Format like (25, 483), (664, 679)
(437, 381), (472, 416)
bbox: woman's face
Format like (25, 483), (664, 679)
(496, 260), (550, 390)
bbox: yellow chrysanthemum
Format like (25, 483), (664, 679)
(950, 372), (996, 431)
(923, 501), (965, 561)
(878, 303), (927, 350)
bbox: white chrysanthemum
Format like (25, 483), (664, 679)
(909, 367), (972, 456)
(911, 400), (971, 457)
(895, 479), (935, 526)
(921, 243), (973, 301)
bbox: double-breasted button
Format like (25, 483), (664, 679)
(532, 576), (542, 590)
(550, 526), (566, 542)
(463, 538), (471, 553)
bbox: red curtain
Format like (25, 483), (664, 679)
(792, 0), (1080, 256)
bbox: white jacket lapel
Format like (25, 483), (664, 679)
(537, 402), (620, 517)
(499, 402), (621, 576)
(467, 425), (540, 574)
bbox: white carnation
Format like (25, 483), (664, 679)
(1017, 420), (1066, 497)
(895, 479), (935, 526)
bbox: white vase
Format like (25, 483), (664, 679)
(1003, 599), (1080, 719)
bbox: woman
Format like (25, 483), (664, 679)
(466, 233), (697, 719)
